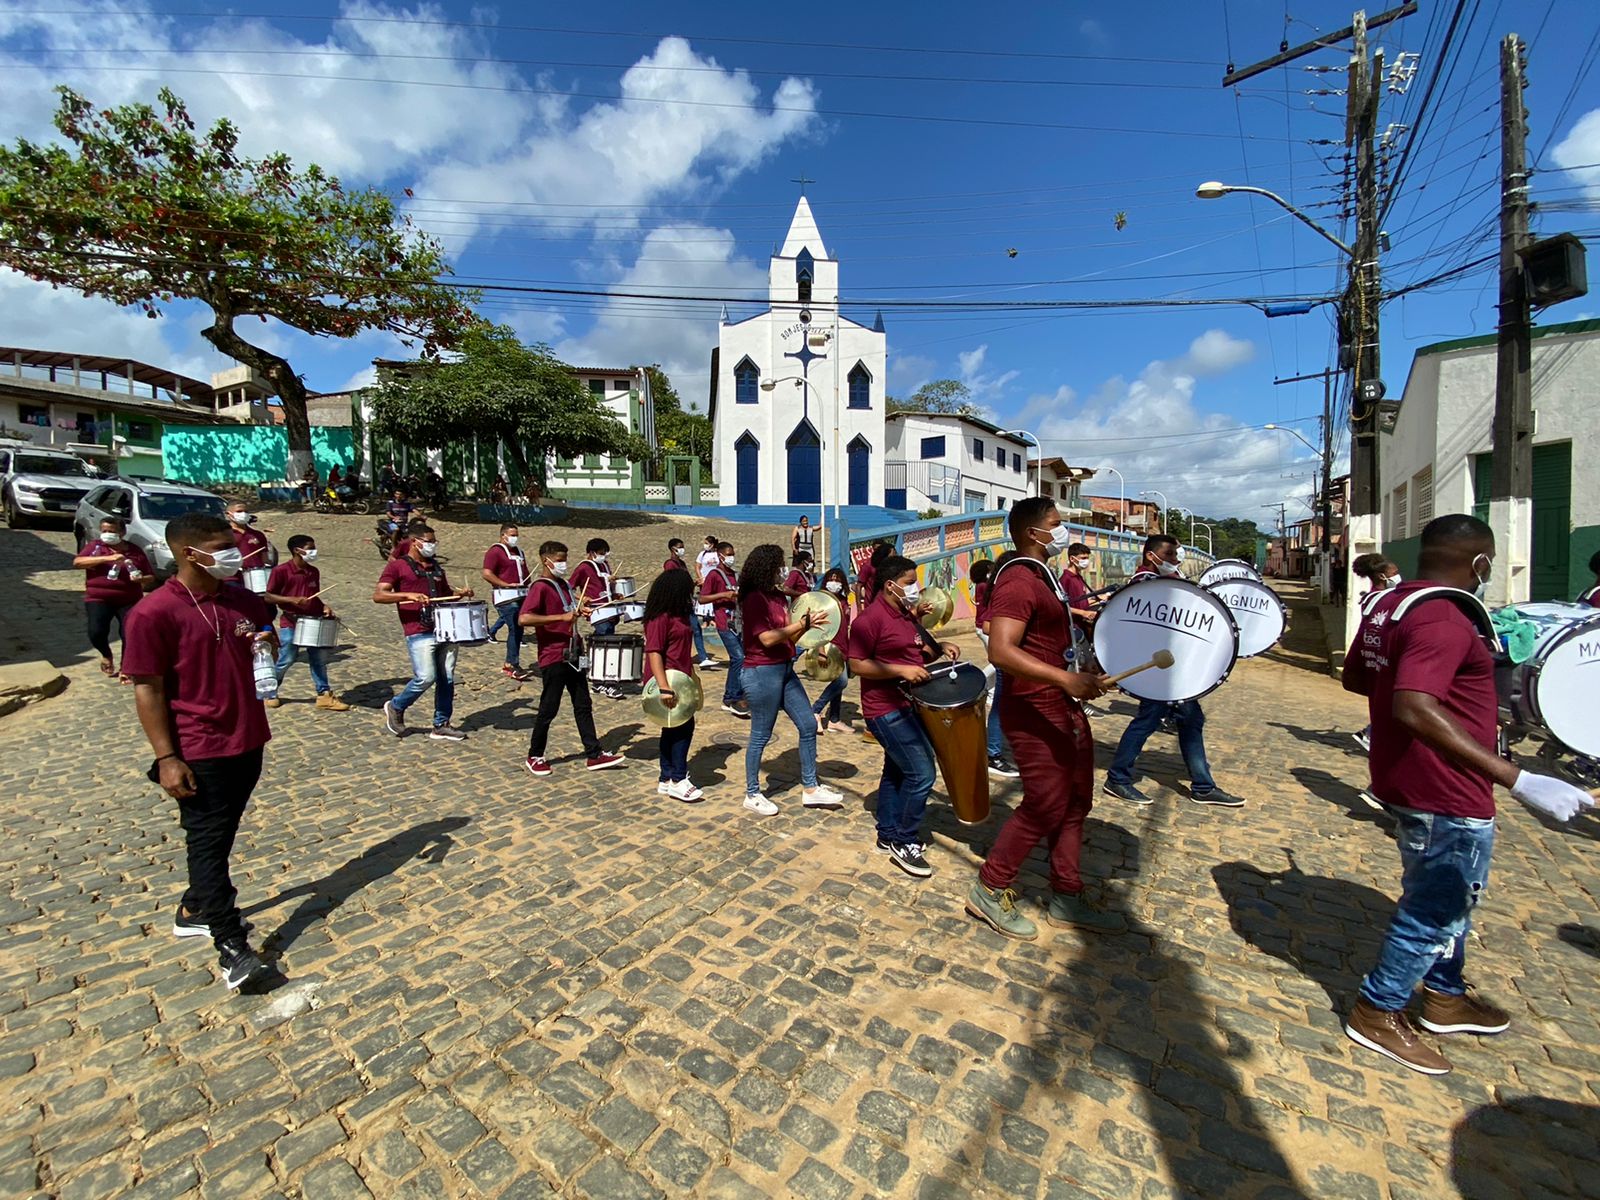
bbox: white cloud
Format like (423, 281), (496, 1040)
(888, 353), (936, 393)
(1175, 328), (1255, 376)
(1552, 107), (1600, 199)
(956, 343), (1020, 405)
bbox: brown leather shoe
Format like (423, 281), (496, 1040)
(1419, 987), (1510, 1035)
(1344, 998), (1451, 1075)
(263, 697), (282, 709)
(315, 692), (351, 712)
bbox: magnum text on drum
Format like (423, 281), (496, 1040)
(1123, 596), (1219, 634)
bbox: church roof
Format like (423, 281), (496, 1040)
(779, 196), (828, 259)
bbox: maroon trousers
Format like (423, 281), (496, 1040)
(978, 690), (1095, 895)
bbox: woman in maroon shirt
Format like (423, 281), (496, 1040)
(73, 515), (156, 677)
(643, 569), (702, 802)
(739, 545), (845, 817)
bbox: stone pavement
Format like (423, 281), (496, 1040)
(1, 510), (1597, 1200)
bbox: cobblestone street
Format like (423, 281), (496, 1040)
(1, 509), (1596, 1200)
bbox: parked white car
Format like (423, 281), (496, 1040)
(1, 444), (102, 528)
(73, 478), (227, 574)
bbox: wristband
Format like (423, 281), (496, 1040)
(154, 753), (179, 764)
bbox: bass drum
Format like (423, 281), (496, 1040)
(908, 661), (991, 825)
(1204, 577), (1286, 658)
(1094, 577), (1239, 702)
(1198, 559), (1263, 588)
(1497, 602), (1600, 758)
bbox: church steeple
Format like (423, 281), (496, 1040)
(779, 196), (828, 259)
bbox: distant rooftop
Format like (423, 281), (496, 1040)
(0, 346), (217, 405)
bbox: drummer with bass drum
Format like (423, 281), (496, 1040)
(1102, 534), (1247, 810)
(373, 524), (473, 742)
(967, 497), (1122, 940)
(846, 555), (961, 878)
(265, 535), (350, 711)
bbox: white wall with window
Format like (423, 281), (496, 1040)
(884, 411), (1030, 514)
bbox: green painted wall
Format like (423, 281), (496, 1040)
(1384, 535), (1422, 582)
(1384, 527), (1598, 601)
(162, 426), (355, 484)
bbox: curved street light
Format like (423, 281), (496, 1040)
(1195, 182), (1354, 257)
(1140, 489), (1168, 534)
(1003, 429), (1042, 497)
(1263, 422), (1326, 460)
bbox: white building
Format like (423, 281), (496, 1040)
(1381, 316), (1598, 602)
(883, 411), (1032, 513)
(710, 197), (887, 507)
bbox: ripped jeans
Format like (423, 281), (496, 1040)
(1359, 806), (1495, 1011)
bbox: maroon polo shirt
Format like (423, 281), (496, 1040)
(663, 556), (685, 573)
(856, 560), (877, 608)
(741, 591), (793, 667)
(482, 543), (528, 588)
(1582, 583), (1600, 607)
(783, 569), (814, 595)
(973, 581), (991, 626)
(847, 594), (925, 719)
(267, 560), (325, 627)
(703, 567), (738, 632)
(377, 555), (452, 636)
(121, 579), (272, 761)
(81, 539), (152, 607)
(230, 525), (272, 571)
(520, 577), (577, 669)
(644, 613), (694, 676)
(1343, 583), (1498, 818)
(987, 559), (1072, 700)
(570, 559), (610, 604)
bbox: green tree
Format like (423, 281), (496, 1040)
(640, 365), (712, 476)
(0, 87), (477, 476)
(368, 325), (649, 482)
(886, 378), (983, 417)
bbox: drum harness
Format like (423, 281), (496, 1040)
(399, 555), (447, 632)
(490, 543), (526, 588)
(532, 576), (587, 670)
(990, 556), (1079, 669)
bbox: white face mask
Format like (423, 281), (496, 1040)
(1472, 553), (1492, 599)
(229, 511), (255, 526)
(1156, 560), (1182, 577)
(418, 542), (438, 559)
(1032, 524), (1072, 554)
(1071, 556), (1089, 571)
(549, 560), (568, 576)
(723, 555), (736, 567)
(895, 581), (922, 605)
(505, 535), (519, 548)
(301, 548), (318, 563)
(100, 532), (123, 545)
(825, 581), (843, 594)
(595, 553), (609, 564)
(1385, 573), (1402, 588)
(192, 545), (243, 579)
(673, 547), (684, 558)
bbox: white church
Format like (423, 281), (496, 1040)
(709, 196), (887, 508)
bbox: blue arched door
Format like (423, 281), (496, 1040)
(736, 433), (760, 505)
(848, 436), (870, 506)
(786, 421), (821, 505)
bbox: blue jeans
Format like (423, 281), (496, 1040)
(865, 706), (937, 844)
(1361, 807), (1495, 1010)
(1107, 698), (1216, 794)
(393, 632), (457, 727)
(592, 618), (618, 638)
(488, 599), (524, 667)
(742, 663), (817, 795)
(274, 625), (331, 694)
(659, 718), (695, 783)
(987, 670), (1004, 757)
(718, 627), (746, 702)
(812, 667), (850, 722)
(691, 617), (708, 661)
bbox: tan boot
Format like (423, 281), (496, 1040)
(315, 692), (351, 712)
(1344, 998), (1451, 1074)
(263, 697), (282, 709)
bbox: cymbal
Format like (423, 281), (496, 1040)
(792, 591), (842, 650)
(799, 642), (846, 683)
(918, 585), (954, 630)
(641, 669), (703, 728)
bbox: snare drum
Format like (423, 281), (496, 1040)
(1198, 559), (1263, 588)
(293, 615), (340, 649)
(618, 602), (646, 623)
(908, 661), (991, 825)
(242, 566), (271, 595)
(432, 600), (489, 644)
(589, 603), (626, 626)
(694, 602), (714, 620)
(1496, 602), (1600, 758)
(491, 587), (528, 607)
(1204, 577), (1286, 658)
(610, 576), (639, 600)
(590, 634), (645, 684)
(1093, 577), (1239, 702)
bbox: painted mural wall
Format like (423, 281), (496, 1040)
(163, 426), (356, 485)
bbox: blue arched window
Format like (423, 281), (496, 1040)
(796, 248), (814, 306)
(734, 357), (760, 405)
(848, 362), (871, 410)
(736, 432), (760, 505)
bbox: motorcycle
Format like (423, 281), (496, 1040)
(314, 480), (373, 515)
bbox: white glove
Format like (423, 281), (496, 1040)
(1509, 770), (1595, 822)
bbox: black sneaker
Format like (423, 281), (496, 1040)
(722, 700), (751, 719)
(887, 842), (933, 879)
(217, 938), (275, 992)
(383, 700), (405, 737)
(1191, 787), (1245, 808)
(1103, 780), (1153, 806)
(1352, 729), (1371, 753)
(429, 724), (467, 741)
(987, 756), (1021, 779)
(174, 909), (252, 939)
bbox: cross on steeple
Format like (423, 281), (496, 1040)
(790, 173), (815, 195)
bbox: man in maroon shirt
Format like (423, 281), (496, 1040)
(967, 497), (1118, 940)
(122, 512), (279, 993)
(373, 524), (474, 741)
(482, 523), (533, 681)
(847, 554), (959, 878)
(73, 514), (156, 677)
(265, 535), (349, 711)
(519, 540), (626, 777)
(1342, 514), (1592, 1075)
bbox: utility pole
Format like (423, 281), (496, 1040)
(1273, 368), (1340, 600)
(1487, 33), (1532, 606)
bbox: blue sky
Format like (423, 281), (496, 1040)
(3, 0), (1598, 520)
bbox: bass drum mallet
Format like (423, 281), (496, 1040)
(1104, 648), (1175, 686)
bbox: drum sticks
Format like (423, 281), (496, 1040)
(1104, 649), (1175, 685)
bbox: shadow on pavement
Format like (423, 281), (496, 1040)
(1290, 767), (1396, 834)
(253, 817), (470, 954)
(1, 529), (96, 670)
(1211, 850), (1391, 1017)
(459, 697), (528, 733)
(1451, 1097), (1600, 1199)
(1267, 721), (1366, 755)
(341, 676), (411, 709)
(1556, 923), (1600, 959)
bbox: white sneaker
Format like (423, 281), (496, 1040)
(669, 779), (705, 803)
(696, 657), (718, 668)
(803, 785), (845, 809)
(657, 781), (673, 795)
(743, 792), (778, 816)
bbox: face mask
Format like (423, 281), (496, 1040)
(229, 511), (255, 526)
(775, 571), (786, 586)
(192, 546), (243, 579)
(418, 542), (438, 559)
(100, 532), (122, 545)
(896, 581), (922, 605)
(1072, 556), (1089, 571)
(672, 547), (684, 558)
(1385, 573), (1402, 588)
(301, 549), (318, 563)
(1031, 524), (1072, 554)
(1471, 554), (1492, 599)
(550, 560), (568, 576)
(1175, 547), (1187, 563)
(596, 553), (609, 564)
(505, 535), (519, 548)
(723, 555), (736, 567)
(825, 581), (843, 594)
(1156, 561), (1181, 578)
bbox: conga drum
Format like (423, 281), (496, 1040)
(908, 661), (991, 824)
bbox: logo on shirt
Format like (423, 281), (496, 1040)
(233, 618), (254, 638)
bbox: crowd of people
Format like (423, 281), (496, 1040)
(80, 492), (1598, 1079)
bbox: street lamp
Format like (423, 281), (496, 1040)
(1004, 429), (1042, 497)
(1192, 520), (1214, 556)
(1263, 422), (1326, 459)
(1103, 465), (1125, 532)
(1195, 182), (1354, 257)
(1140, 489), (1168, 534)
(1264, 423), (1333, 598)
(761, 375), (830, 563)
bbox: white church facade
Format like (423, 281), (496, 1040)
(710, 197), (887, 508)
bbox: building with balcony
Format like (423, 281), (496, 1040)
(883, 411), (1032, 514)
(1029, 457), (1097, 520)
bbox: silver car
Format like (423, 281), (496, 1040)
(1, 445), (102, 528)
(73, 478), (227, 575)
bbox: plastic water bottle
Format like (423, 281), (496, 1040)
(253, 632), (278, 700)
